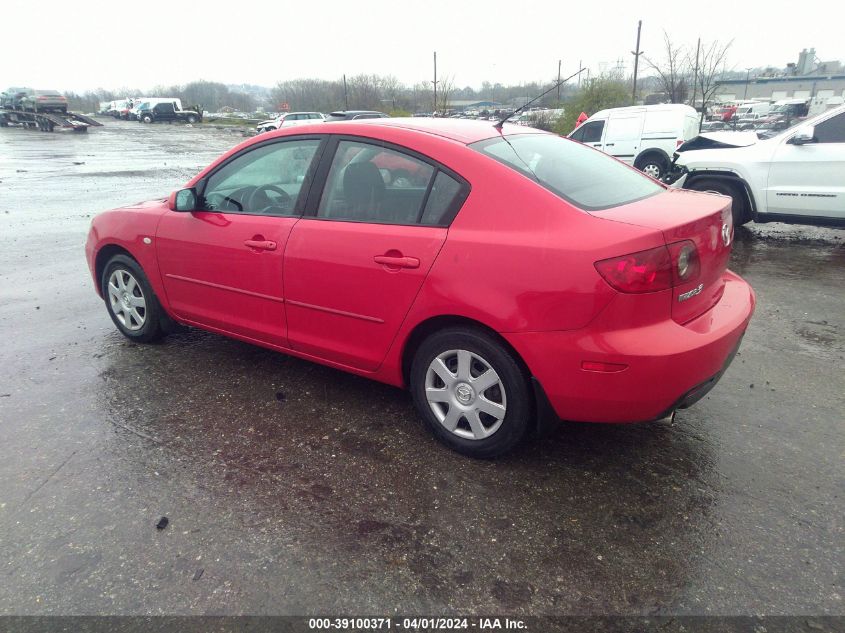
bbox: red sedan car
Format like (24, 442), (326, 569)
(85, 118), (755, 457)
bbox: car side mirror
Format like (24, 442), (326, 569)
(169, 187), (198, 212)
(789, 126), (816, 145)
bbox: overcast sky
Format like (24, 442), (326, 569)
(4, 0), (842, 92)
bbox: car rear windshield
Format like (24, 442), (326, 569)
(470, 133), (664, 211)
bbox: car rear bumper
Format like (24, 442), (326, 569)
(505, 270), (756, 424)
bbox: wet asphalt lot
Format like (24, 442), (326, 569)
(0, 119), (842, 617)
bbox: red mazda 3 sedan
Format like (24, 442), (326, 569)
(85, 118), (755, 457)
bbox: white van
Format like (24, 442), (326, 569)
(568, 104), (700, 179)
(734, 101), (770, 118)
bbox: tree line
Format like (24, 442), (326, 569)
(61, 34), (730, 127)
(63, 80), (260, 113)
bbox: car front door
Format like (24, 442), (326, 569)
(155, 136), (325, 347)
(570, 120), (605, 150)
(766, 111), (845, 219)
(283, 138), (468, 371)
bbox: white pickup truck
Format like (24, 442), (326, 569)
(666, 104), (845, 227)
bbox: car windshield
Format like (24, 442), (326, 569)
(470, 133), (664, 211)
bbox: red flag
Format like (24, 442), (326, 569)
(576, 112), (589, 127)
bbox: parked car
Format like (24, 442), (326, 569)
(568, 104), (700, 180)
(325, 110), (389, 121)
(699, 120), (728, 132)
(19, 89), (68, 114)
(256, 111), (325, 133)
(85, 119), (754, 458)
(130, 98), (183, 121)
(666, 104), (845, 227)
(136, 101), (201, 124)
(1, 87), (31, 110)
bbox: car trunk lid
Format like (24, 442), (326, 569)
(590, 188), (733, 324)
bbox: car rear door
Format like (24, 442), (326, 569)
(283, 137), (468, 371)
(766, 110), (845, 219)
(155, 136), (325, 347)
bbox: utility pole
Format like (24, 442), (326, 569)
(343, 74), (348, 110)
(743, 68), (753, 99)
(432, 51), (438, 115)
(557, 59), (562, 102)
(691, 38), (700, 108)
(630, 20), (643, 104)
(578, 60), (583, 88)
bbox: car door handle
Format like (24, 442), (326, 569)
(244, 239), (277, 251)
(374, 255), (420, 269)
(605, 143), (615, 147)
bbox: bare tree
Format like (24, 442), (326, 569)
(694, 39), (733, 124)
(644, 31), (691, 103)
(437, 75), (455, 114)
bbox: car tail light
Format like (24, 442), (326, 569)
(667, 240), (700, 283)
(594, 245), (673, 293)
(595, 241), (701, 293)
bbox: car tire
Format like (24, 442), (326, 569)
(635, 154), (668, 180)
(101, 254), (165, 343)
(186, 115), (197, 124)
(410, 327), (533, 458)
(687, 177), (752, 226)
(141, 115), (153, 124)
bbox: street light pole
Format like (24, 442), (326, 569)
(631, 20), (643, 104)
(743, 68), (753, 100)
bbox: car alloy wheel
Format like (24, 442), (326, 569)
(107, 269), (146, 331)
(424, 349), (507, 440)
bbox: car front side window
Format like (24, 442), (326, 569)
(813, 112), (845, 143)
(201, 139), (321, 216)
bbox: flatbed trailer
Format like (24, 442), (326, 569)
(0, 108), (103, 132)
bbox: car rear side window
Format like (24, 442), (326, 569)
(420, 171), (465, 226)
(317, 141), (435, 224)
(472, 133), (663, 211)
(315, 140), (468, 226)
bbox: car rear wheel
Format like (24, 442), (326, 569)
(410, 327), (532, 458)
(102, 254), (165, 343)
(141, 114), (153, 123)
(186, 115), (197, 124)
(687, 177), (752, 226)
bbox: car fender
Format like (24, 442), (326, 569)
(683, 170), (759, 218)
(87, 204), (171, 310)
(675, 143), (775, 214)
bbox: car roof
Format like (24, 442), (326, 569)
(328, 117), (549, 144)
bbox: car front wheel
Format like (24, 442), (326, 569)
(410, 327), (533, 458)
(687, 177), (752, 226)
(102, 254), (165, 343)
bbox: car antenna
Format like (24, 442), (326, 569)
(494, 68), (586, 129)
